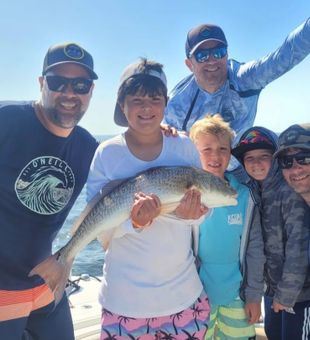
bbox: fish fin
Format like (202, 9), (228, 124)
(97, 228), (116, 251)
(29, 252), (73, 306)
(99, 178), (128, 197)
(160, 202), (180, 214)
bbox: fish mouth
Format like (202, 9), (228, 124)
(225, 191), (238, 205)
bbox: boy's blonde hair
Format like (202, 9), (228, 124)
(190, 114), (235, 145)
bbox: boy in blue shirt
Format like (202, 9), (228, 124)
(190, 115), (265, 339)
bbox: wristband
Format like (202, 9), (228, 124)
(132, 219), (153, 229)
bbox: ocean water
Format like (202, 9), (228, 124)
(52, 135), (112, 277)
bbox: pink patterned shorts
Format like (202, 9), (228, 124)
(100, 292), (210, 340)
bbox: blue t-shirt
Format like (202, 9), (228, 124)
(198, 173), (249, 306)
(0, 101), (98, 290)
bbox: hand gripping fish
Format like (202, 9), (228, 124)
(29, 166), (237, 304)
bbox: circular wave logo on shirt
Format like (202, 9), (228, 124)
(15, 156), (75, 215)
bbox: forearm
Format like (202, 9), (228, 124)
(239, 18), (310, 89)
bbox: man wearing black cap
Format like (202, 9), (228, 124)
(274, 123), (310, 207)
(0, 42), (98, 340)
(164, 18), (310, 171)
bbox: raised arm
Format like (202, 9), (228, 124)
(236, 18), (310, 90)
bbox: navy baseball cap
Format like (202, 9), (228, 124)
(186, 24), (228, 58)
(42, 42), (98, 79)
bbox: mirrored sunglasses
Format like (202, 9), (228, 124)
(278, 152), (310, 169)
(45, 75), (93, 95)
(192, 46), (227, 63)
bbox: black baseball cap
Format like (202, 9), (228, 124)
(42, 42), (98, 79)
(186, 24), (228, 58)
(232, 127), (277, 163)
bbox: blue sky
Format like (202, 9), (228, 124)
(1, 1), (309, 135)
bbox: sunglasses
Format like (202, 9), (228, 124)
(192, 46), (227, 63)
(45, 75), (93, 95)
(278, 152), (310, 169)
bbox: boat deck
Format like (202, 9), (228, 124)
(69, 275), (101, 339)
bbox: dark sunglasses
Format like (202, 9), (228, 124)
(192, 46), (227, 63)
(45, 75), (93, 95)
(278, 152), (310, 169)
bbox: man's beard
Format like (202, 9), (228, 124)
(45, 99), (85, 129)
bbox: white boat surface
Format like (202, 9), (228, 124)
(68, 274), (102, 340)
(68, 274), (267, 340)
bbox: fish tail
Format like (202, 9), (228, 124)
(29, 252), (73, 305)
